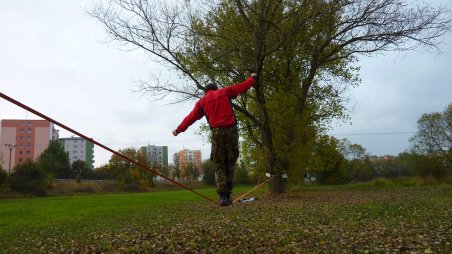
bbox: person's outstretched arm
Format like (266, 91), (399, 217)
(172, 101), (204, 136)
(226, 73), (257, 98)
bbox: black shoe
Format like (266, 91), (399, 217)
(227, 193), (233, 205)
(219, 193), (230, 206)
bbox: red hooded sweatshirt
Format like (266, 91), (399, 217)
(176, 76), (256, 133)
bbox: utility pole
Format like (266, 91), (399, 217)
(5, 144), (16, 175)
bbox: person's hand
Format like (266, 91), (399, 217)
(172, 129), (179, 136)
(251, 73), (257, 78)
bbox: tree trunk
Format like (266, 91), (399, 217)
(260, 123), (287, 195)
(268, 174), (286, 195)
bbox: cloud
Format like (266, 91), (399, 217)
(330, 33), (452, 155)
(1, 0), (451, 164)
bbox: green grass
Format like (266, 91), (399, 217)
(0, 186), (254, 251)
(1, 192), (187, 232)
(0, 184), (450, 253)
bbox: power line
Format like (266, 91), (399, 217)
(331, 131), (416, 136)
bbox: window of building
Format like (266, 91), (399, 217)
(28, 121), (32, 126)
(27, 136), (31, 141)
(19, 122), (24, 126)
(73, 156), (78, 159)
(19, 158), (23, 162)
(19, 151), (23, 155)
(27, 129), (32, 134)
(73, 145), (77, 148)
(20, 136), (24, 140)
(19, 143), (23, 149)
(26, 143), (31, 148)
(20, 129), (24, 134)
(73, 150), (77, 154)
(26, 151), (30, 155)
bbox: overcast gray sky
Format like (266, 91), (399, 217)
(1, 1), (451, 167)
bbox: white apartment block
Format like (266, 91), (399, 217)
(58, 136), (95, 169)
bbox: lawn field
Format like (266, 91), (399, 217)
(0, 184), (450, 253)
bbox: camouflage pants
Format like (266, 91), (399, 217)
(210, 126), (239, 195)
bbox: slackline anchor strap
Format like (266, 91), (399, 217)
(233, 173), (288, 203)
(232, 175), (275, 203)
(0, 91), (219, 206)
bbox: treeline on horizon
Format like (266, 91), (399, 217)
(0, 104), (450, 196)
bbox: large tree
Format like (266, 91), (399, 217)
(90, 0), (450, 194)
(410, 103), (452, 164)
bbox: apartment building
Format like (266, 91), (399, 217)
(178, 149), (202, 179)
(0, 119), (58, 171)
(58, 136), (95, 169)
(140, 145), (168, 168)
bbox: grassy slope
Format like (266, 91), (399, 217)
(0, 184), (450, 253)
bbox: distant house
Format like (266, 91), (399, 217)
(368, 155), (395, 163)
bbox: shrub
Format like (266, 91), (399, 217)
(9, 160), (50, 196)
(0, 169), (7, 186)
(234, 161), (251, 185)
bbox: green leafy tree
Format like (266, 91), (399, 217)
(91, 0), (450, 194)
(0, 168), (7, 187)
(240, 136), (266, 183)
(106, 148), (137, 177)
(0, 151), (4, 171)
(337, 139), (369, 184)
(105, 147), (154, 190)
(172, 153), (180, 180)
(410, 154), (449, 179)
(392, 152), (449, 179)
(185, 162), (199, 180)
(72, 160), (88, 181)
(309, 135), (344, 184)
(392, 153), (416, 177)
(10, 160), (50, 195)
(354, 156), (375, 182)
(410, 104), (452, 164)
(202, 159), (216, 186)
(92, 165), (115, 180)
(371, 153), (414, 179)
(307, 137), (372, 184)
(234, 160), (251, 185)
(38, 141), (71, 179)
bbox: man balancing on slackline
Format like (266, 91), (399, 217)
(172, 72), (257, 206)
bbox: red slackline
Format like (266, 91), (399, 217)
(0, 91), (218, 206)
